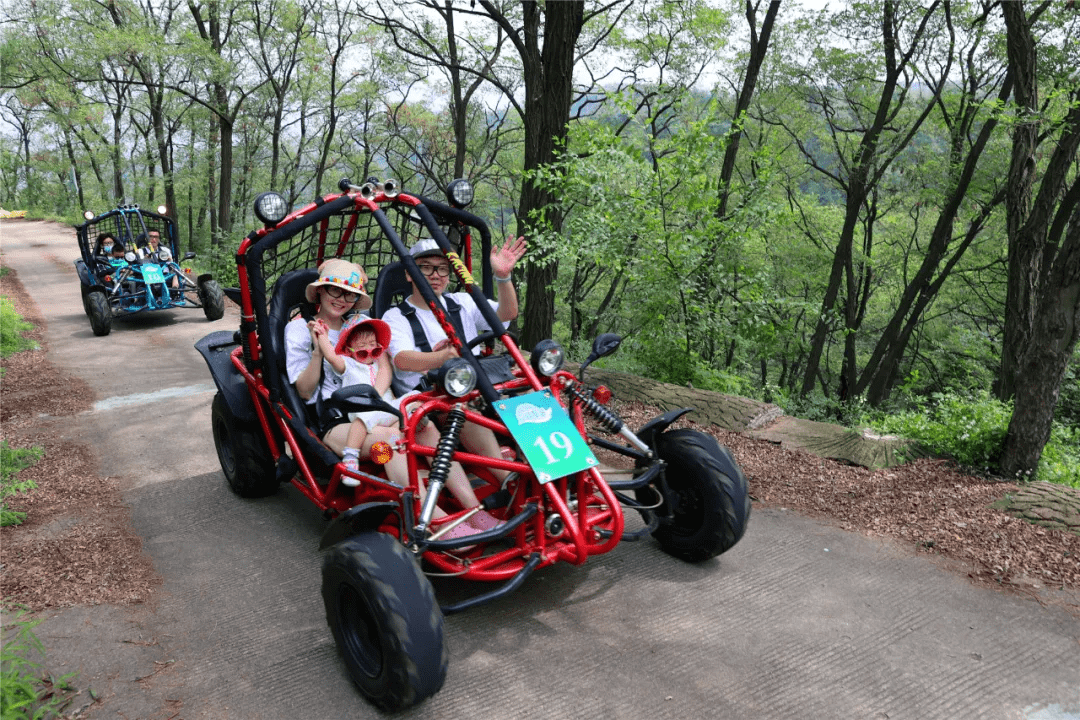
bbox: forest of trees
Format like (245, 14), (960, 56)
(1, 0), (1077, 479)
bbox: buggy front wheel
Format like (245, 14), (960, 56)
(211, 392), (276, 497)
(199, 279), (225, 321)
(87, 291), (112, 336)
(642, 428), (751, 562)
(322, 532), (447, 712)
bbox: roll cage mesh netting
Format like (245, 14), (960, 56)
(242, 193), (492, 402)
(78, 209), (177, 266)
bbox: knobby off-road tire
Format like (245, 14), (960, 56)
(199, 279), (226, 321)
(81, 285), (92, 316)
(211, 392), (276, 497)
(87, 291), (112, 336)
(647, 428), (751, 562)
(322, 532), (448, 712)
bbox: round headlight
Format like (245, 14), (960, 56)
(439, 358), (478, 398)
(253, 191), (289, 225)
(445, 178), (474, 208)
(156, 205), (168, 215)
(157, 247), (172, 262)
(124, 251), (137, 263)
(83, 210), (95, 221)
(531, 340), (565, 377)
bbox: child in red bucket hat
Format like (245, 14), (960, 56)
(322, 318), (502, 535)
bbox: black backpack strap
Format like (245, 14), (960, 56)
(398, 300), (432, 352)
(442, 296), (468, 346)
(398, 296), (468, 353)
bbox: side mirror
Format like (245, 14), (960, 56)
(579, 333), (622, 379)
(591, 333), (622, 359)
(183, 252), (196, 261)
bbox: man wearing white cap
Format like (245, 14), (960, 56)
(383, 235), (526, 486)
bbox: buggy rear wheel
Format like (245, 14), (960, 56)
(322, 532), (447, 712)
(199, 279), (225, 321)
(87, 291), (112, 336)
(211, 392), (277, 497)
(643, 429), (750, 562)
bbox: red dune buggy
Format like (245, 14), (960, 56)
(195, 178), (750, 712)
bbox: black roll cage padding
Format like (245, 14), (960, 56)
(243, 192), (505, 407)
(411, 194), (495, 300)
(399, 202), (504, 404)
(243, 195), (356, 402)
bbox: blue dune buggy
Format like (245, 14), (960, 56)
(75, 204), (225, 336)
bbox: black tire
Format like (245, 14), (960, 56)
(87, 291), (112, 336)
(211, 392), (277, 497)
(80, 285), (91, 316)
(322, 532), (447, 712)
(644, 428), (751, 562)
(199, 279), (225, 321)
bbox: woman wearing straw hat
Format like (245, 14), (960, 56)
(284, 259), (485, 539)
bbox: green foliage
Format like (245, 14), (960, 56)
(0, 608), (78, 719)
(1, 296), (36, 359)
(201, 240), (240, 290)
(1, 441), (43, 527)
(867, 392), (1078, 486)
(871, 391), (1011, 470)
(1038, 423), (1080, 488)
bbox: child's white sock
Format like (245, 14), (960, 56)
(341, 447), (360, 486)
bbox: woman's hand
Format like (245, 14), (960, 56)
(308, 319), (328, 355)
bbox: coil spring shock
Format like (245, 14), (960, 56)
(565, 384), (623, 434)
(429, 405), (466, 486)
(416, 404), (467, 533)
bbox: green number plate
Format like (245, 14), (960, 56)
(495, 390), (598, 483)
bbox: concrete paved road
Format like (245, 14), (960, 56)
(3, 219), (1079, 720)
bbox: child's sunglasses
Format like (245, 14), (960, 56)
(348, 345), (384, 360)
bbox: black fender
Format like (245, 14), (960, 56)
(194, 330), (255, 424)
(319, 502), (400, 551)
(635, 407), (694, 449)
(197, 272), (214, 285)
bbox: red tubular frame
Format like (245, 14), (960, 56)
(231, 188), (626, 584)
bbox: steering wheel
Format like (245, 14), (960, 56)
(465, 329), (519, 354)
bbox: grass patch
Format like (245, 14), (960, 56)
(869, 391), (1079, 487)
(1, 608), (79, 719)
(1, 295), (36, 359)
(1, 442), (43, 527)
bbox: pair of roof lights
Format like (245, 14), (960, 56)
(253, 177), (475, 227)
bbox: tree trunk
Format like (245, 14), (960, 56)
(715, 0), (780, 222)
(517, 0), (584, 348)
(998, 0), (1040, 399)
(1001, 202), (1080, 476)
(859, 71), (1011, 404)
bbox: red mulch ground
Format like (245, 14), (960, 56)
(1, 267), (160, 611)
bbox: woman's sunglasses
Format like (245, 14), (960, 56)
(348, 345), (384, 360)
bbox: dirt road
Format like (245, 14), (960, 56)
(2, 219), (1078, 720)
